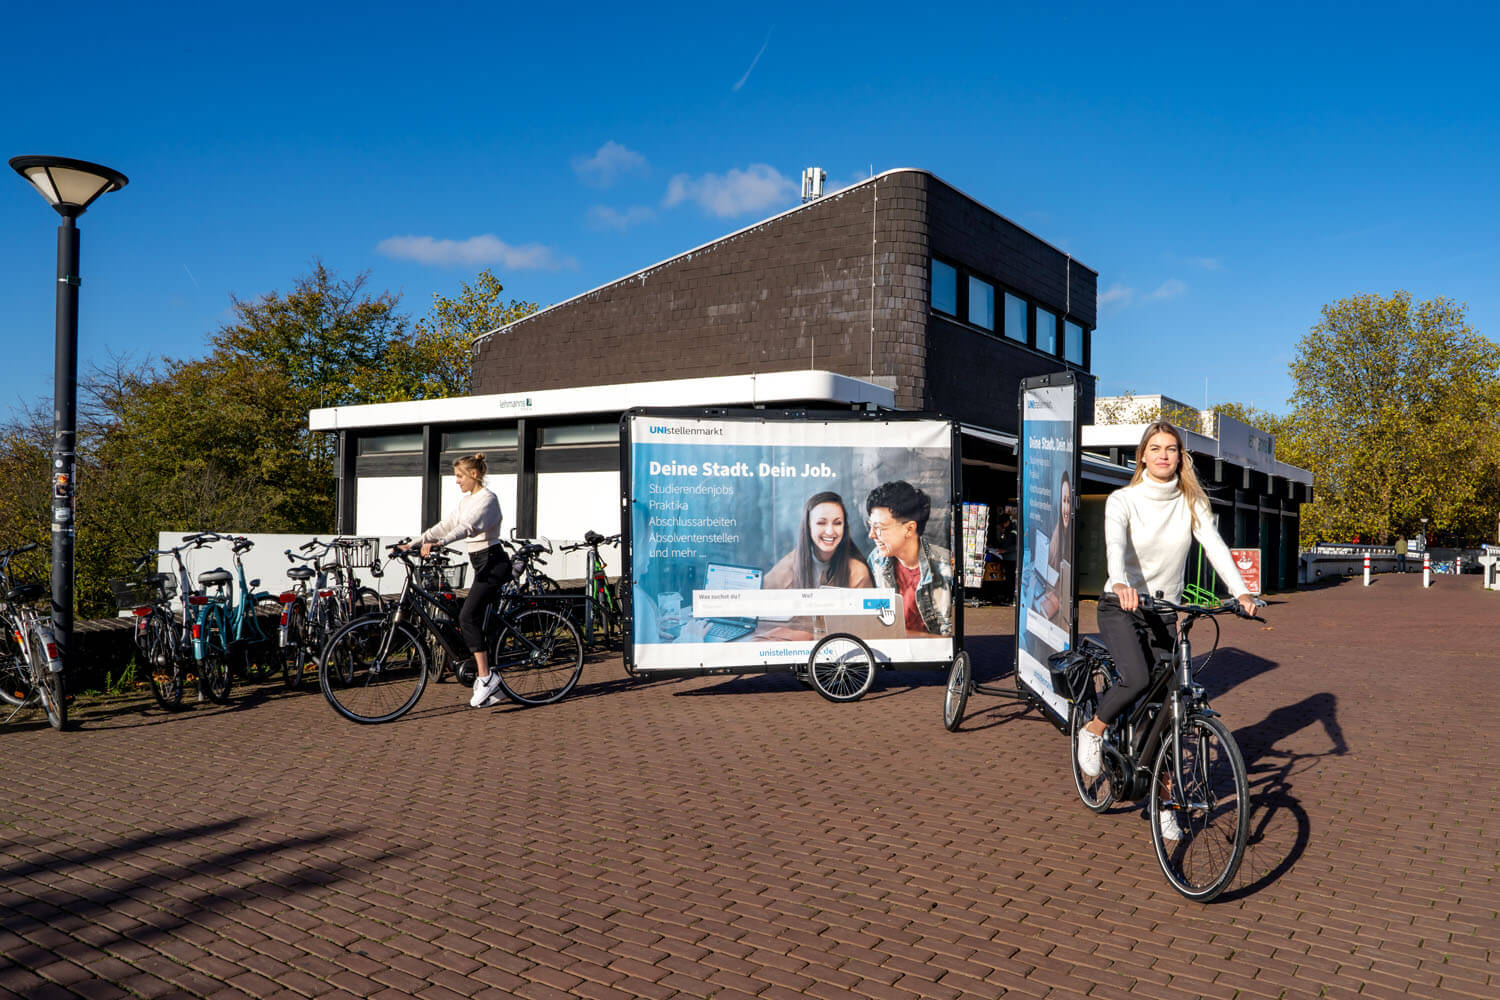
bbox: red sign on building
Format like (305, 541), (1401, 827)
(1231, 548), (1262, 595)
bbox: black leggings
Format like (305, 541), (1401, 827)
(1094, 595), (1177, 725)
(461, 544), (513, 654)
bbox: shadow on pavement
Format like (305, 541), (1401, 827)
(1222, 691), (1348, 900)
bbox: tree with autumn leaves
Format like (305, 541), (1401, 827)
(0, 262), (534, 617)
(1281, 292), (1500, 547)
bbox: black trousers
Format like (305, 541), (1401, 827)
(1094, 594), (1178, 725)
(462, 544), (512, 654)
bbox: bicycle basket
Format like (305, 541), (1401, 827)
(420, 561), (468, 592)
(335, 536), (380, 566)
(109, 573), (176, 611)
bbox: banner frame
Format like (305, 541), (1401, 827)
(1012, 372), (1082, 731)
(620, 406), (964, 677)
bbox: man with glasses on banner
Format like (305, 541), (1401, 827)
(865, 480), (954, 636)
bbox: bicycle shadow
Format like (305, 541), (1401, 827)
(1219, 691), (1348, 900)
(62, 680), (297, 731)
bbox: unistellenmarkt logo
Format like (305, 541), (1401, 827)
(648, 425), (724, 436)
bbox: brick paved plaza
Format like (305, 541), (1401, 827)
(2, 573), (1496, 999)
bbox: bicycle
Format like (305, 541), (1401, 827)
(112, 534), (224, 710)
(558, 530), (622, 646)
(503, 535), (562, 596)
(1058, 593), (1264, 901)
(186, 534), (285, 699)
(276, 536), (386, 689)
(318, 541), (584, 724)
(0, 542), (66, 730)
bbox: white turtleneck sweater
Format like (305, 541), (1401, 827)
(1103, 476), (1250, 604)
(418, 486), (502, 553)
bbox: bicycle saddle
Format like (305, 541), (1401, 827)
(198, 568), (233, 587)
(585, 530), (604, 544)
(286, 566), (315, 582)
(6, 583), (44, 604)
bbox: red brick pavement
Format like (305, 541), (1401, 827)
(1, 573), (1496, 999)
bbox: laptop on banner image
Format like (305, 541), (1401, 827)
(701, 562), (763, 642)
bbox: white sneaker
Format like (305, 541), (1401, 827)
(1158, 808), (1184, 842)
(1076, 727), (1103, 778)
(469, 672), (502, 707)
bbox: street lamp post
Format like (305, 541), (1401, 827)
(10, 155), (128, 695)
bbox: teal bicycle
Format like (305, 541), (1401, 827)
(187, 534), (284, 702)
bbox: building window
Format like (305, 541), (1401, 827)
(358, 432), (423, 454)
(967, 276), (995, 330)
(443, 428), (519, 450)
(540, 423), (618, 445)
(931, 259), (957, 316)
(1004, 293), (1027, 343)
(1064, 320), (1084, 365)
(1035, 306), (1057, 354)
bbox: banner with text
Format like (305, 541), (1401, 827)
(625, 413), (957, 672)
(1014, 376), (1080, 725)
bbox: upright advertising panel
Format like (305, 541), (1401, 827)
(624, 411), (959, 673)
(1014, 374), (1080, 727)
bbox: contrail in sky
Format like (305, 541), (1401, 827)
(733, 28), (773, 92)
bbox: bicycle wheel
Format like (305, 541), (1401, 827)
(319, 617), (428, 724)
(0, 620), (31, 706)
(1070, 666), (1116, 813)
(198, 608), (233, 705)
(353, 587), (385, 618)
(240, 597), (285, 683)
(491, 608), (583, 706)
(281, 600), (308, 689)
(1150, 712), (1249, 902)
(943, 649), (970, 732)
(141, 613), (185, 711)
(808, 633), (875, 703)
(28, 627), (65, 730)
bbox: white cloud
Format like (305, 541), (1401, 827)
(1098, 284), (1135, 307)
(573, 141), (648, 188)
(376, 234), (573, 270)
(588, 205), (656, 231)
(1147, 278), (1187, 301)
(662, 164), (797, 218)
(1189, 256), (1221, 271)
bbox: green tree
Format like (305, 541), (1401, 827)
(1286, 291), (1500, 545)
(366, 269), (538, 401)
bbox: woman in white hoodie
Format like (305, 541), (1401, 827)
(407, 454), (509, 708)
(1075, 422), (1256, 807)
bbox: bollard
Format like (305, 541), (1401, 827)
(1423, 551), (1431, 588)
(1363, 553), (1371, 586)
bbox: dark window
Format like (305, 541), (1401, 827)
(358, 432), (422, 455)
(1004, 293), (1027, 343)
(967, 276), (994, 331)
(1035, 306), (1057, 354)
(931, 259), (957, 316)
(1064, 320), (1084, 365)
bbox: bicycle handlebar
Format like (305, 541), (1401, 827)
(0, 542), (39, 560)
(1140, 592), (1266, 622)
(562, 531), (622, 552)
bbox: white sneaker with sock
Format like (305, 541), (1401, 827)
(469, 672), (502, 707)
(1076, 727), (1103, 778)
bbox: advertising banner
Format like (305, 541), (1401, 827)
(1014, 375), (1079, 726)
(625, 412), (958, 672)
(1230, 547), (1262, 595)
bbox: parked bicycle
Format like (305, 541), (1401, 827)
(112, 533), (226, 710)
(186, 534), (284, 700)
(1058, 593), (1264, 901)
(275, 537), (382, 690)
(318, 541), (583, 724)
(0, 542), (65, 730)
(503, 534), (561, 595)
(558, 531), (622, 646)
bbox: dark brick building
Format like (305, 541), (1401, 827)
(472, 168), (1096, 436)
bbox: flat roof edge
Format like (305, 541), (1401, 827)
(308, 370), (896, 432)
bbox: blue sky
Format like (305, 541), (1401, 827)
(3, 2), (1495, 425)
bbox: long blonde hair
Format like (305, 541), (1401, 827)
(1129, 421), (1208, 530)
